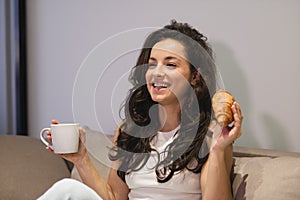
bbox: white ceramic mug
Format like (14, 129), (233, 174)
(40, 123), (80, 154)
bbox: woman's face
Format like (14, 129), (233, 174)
(145, 39), (194, 106)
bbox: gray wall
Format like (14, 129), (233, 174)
(26, 0), (300, 152)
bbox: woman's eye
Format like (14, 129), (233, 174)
(167, 63), (177, 67)
(148, 63), (157, 68)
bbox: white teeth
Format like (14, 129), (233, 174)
(153, 83), (168, 88)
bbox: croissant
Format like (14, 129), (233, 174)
(212, 89), (235, 127)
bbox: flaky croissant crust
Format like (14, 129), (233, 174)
(212, 89), (235, 127)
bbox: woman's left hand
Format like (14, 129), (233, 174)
(212, 101), (243, 151)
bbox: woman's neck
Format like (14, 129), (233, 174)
(158, 104), (181, 132)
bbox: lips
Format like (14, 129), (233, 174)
(151, 82), (171, 91)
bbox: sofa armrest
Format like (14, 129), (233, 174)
(233, 145), (300, 158)
(232, 145), (300, 200)
(0, 135), (71, 200)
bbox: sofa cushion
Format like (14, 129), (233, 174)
(76, 154), (300, 200)
(0, 135), (71, 200)
(233, 156), (300, 200)
(72, 127), (300, 199)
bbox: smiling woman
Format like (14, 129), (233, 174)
(38, 20), (243, 200)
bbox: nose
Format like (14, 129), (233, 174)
(152, 64), (165, 77)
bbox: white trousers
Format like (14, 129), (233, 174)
(37, 178), (103, 200)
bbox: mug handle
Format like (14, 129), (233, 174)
(40, 128), (52, 148)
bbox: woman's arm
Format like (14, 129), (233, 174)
(200, 143), (233, 200)
(200, 102), (243, 200)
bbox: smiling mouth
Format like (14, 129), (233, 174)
(152, 82), (170, 90)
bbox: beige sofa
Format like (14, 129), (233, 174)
(1, 128), (300, 200)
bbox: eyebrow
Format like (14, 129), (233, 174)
(149, 56), (181, 62)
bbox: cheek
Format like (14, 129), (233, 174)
(145, 70), (152, 92)
(174, 71), (192, 85)
(171, 73), (192, 95)
(145, 70), (151, 83)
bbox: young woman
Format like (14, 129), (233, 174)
(39, 20), (243, 200)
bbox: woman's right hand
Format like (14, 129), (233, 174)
(46, 119), (88, 165)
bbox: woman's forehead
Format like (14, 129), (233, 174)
(151, 39), (187, 60)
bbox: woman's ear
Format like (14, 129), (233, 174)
(191, 69), (201, 86)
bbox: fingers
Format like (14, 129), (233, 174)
(46, 146), (54, 153)
(52, 119), (59, 124)
(232, 102), (243, 125)
(231, 102), (243, 139)
(46, 118), (58, 146)
(46, 130), (52, 143)
(79, 127), (85, 134)
(78, 127), (86, 144)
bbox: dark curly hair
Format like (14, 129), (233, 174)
(109, 20), (217, 183)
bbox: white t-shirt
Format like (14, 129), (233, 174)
(125, 126), (202, 200)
